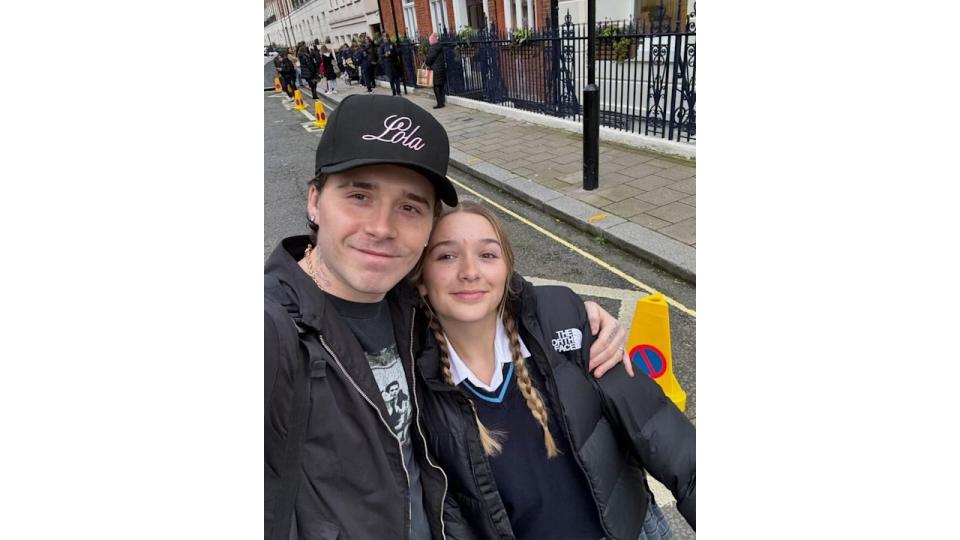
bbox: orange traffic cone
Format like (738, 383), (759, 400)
(293, 89), (306, 110)
(273, 77), (282, 93)
(314, 101), (328, 128)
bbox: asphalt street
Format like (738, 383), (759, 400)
(264, 82), (697, 538)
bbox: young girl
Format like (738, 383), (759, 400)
(412, 201), (696, 539)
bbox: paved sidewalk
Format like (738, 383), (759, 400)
(299, 80), (696, 282)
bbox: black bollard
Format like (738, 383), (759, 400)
(583, 85), (599, 190)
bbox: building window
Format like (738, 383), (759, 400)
(402, 1), (418, 38)
(429, 0), (448, 33)
(635, 0), (688, 29)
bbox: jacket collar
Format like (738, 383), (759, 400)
(264, 236), (330, 331)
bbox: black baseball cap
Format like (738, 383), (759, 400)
(315, 94), (458, 206)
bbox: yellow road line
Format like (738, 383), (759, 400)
(447, 176), (697, 318)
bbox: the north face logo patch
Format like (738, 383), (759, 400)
(551, 328), (583, 352)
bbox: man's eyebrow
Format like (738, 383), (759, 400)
(404, 191), (431, 207)
(334, 180), (378, 190)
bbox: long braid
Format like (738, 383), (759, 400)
(428, 313), (504, 456)
(504, 311), (559, 458)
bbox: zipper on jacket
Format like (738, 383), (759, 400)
(316, 334), (412, 538)
(409, 308), (448, 540)
(524, 319), (616, 540)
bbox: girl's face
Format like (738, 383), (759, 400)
(419, 212), (509, 327)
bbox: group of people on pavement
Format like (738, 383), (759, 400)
(274, 40), (340, 100)
(273, 32), (450, 108)
(265, 89), (697, 538)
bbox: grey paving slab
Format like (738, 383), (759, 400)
(636, 187), (689, 206)
(680, 194), (696, 207)
(501, 159), (534, 171)
(556, 171), (583, 185)
(536, 177), (569, 190)
(658, 218), (696, 245)
(526, 153), (558, 163)
(645, 158), (679, 168)
(671, 177), (697, 195)
(569, 191), (616, 207)
(620, 163), (670, 180)
(627, 175), (675, 191)
(647, 202), (697, 223)
(629, 213), (672, 230)
(596, 172), (637, 187)
(595, 184), (643, 202)
(609, 151), (657, 167)
(602, 198), (658, 218)
(553, 152), (582, 165)
(657, 165), (697, 180)
(598, 162), (626, 176)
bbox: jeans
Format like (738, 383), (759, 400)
(390, 76), (402, 95)
(637, 501), (673, 540)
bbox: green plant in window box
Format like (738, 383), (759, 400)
(454, 26), (477, 57)
(599, 24), (636, 63)
(510, 27), (533, 48)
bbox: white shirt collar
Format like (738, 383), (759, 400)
(445, 318), (531, 392)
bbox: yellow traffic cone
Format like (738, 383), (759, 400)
(274, 77), (282, 93)
(626, 293), (687, 411)
(293, 89), (306, 110)
(314, 101), (328, 128)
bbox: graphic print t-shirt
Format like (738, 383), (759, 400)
(325, 294), (430, 540)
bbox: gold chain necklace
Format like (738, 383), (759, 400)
(302, 245), (325, 292)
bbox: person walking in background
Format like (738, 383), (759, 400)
(363, 35), (380, 93)
(276, 51), (297, 98)
(310, 44), (323, 84)
(424, 33), (447, 108)
(292, 44), (304, 88)
(298, 44), (319, 99)
(382, 33), (404, 96)
(319, 45), (339, 94)
(352, 41), (367, 90)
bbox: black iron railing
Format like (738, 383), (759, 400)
(376, 2), (695, 143)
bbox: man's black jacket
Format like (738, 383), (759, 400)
(265, 236), (455, 540)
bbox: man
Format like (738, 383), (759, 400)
(424, 33), (447, 109)
(275, 51), (297, 98)
(382, 33), (404, 96)
(363, 35), (380, 93)
(264, 94), (631, 540)
(298, 45), (319, 100)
